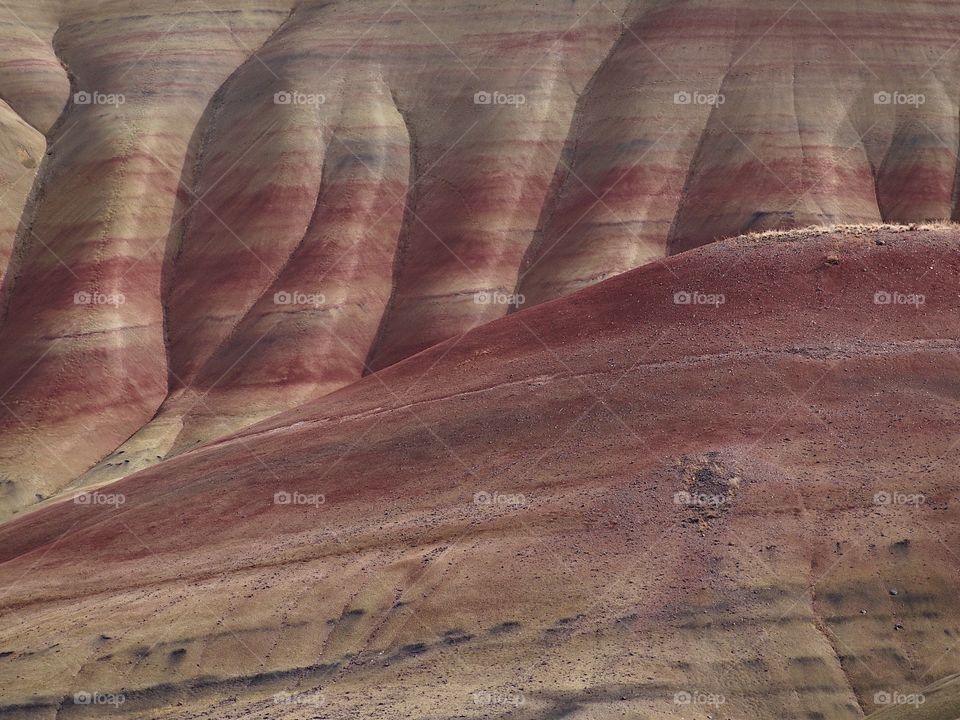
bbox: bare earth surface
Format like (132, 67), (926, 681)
(4, 0), (960, 515)
(2, 2), (960, 719)
(1, 228), (958, 719)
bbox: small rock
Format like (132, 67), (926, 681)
(889, 588), (899, 596)
(895, 623), (904, 631)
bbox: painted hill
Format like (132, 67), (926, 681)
(0, 228), (957, 719)
(4, 0), (960, 516)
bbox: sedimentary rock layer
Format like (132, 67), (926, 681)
(0, 229), (957, 719)
(4, 0), (960, 514)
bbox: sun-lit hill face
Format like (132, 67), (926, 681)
(0, 228), (957, 719)
(1, 2), (960, 716)
(2, 0), (960, 517)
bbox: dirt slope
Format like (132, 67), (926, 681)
(5, 0), (960, 514)
(0, 228), (957, 719)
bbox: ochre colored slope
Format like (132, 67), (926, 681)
(0, 229), (957, 719)
(0, 0), (293, 515)
(5, 0), (960, 515)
